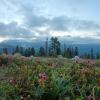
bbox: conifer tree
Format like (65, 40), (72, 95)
(49, 37), (61, 57)
(14, 45), (20, 54)
(74, 47), (79, 56)
(31, 47), (35, 56)
(96, 52), (100, 59)
(90, 48), (94, 59)
(45, 37), (48, 56)
(3, 48), (8, 54)
(39, 46), (45, 56)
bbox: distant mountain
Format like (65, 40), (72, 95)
(62, 44), (100, 55)
(0, 40), (45, 54)
(0, 42), (14, 54)
(3, 40), (45, 48)
(0, 42), (13, 48)
(0, 39), (100, 55)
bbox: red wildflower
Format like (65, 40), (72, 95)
(47, 63), (52, 66)
(39, 72), (46, 81)
(86, 95), (92, 100)
(85, 60), (95, 66)
(9, 79), (16, 85)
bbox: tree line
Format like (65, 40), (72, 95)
(2, 37), (100, 59)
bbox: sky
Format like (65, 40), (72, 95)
(0, 0), (100, 43)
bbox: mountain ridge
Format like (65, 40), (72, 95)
(0, 40), (100, 55)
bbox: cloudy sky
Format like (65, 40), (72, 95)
(0, 0), (100, 43)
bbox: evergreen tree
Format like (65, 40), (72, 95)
(39, 46), (45, 56)
(49, 37), (61, 57)
(31, 47), (35, 56)
(14, 45), (20, 54)
(96, 52), (100, 59)
(24, 48), (30, 57)
(87, 53), (91, 59)
(64, 46), (79, 58)
(74, 47), (79, 56)
(63, 44), (67, 57)
(45, 38), (48, 56)
(69, 47), (72, 58)
(3, 48), (8, 54)
(57, 42), (61, 55)
(19, 47), (24, 55)
(71, 47), (74, 57)
(90, 48), (94, 59)
(66, 47), (70, 58)
(28, 48), (32, 56)
(84, 52), (91, 59)
(65, 47), (74, 58)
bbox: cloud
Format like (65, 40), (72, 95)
(25, 15), (49, 28)
(1, 0), (100, 33)
(0, 22), (36, 39)
(49, 16), (100, 33)
(59, 35), (100, 44)
(0, 0), (100, 44)
(71, 19), (100, 31)
(22, 12), (100, 33)
(0, 15), (100, 43)
(49, 16), (69, 31)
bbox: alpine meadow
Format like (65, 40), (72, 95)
(0, 0), (100, 100)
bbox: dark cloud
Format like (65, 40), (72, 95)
(48, 16), (100, 32)
(71, 19), (100, 31)
(25, 15), (49, 28)
(0, 15), (100, 42)
(49, 16), (69, 31)
(1, 0), (100, 43)
(2, 0), (100, 32)
(59, 36), (100, 44)
(0, 22), (35, 39)
(22, 9), (100, 32)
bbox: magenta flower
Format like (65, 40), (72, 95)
(85, 60), (95, 65)
(9, 79), (16, 85)
(20, 95), (24, 100)
(39, 72), (46, 81)
(86, 95), (92, 100)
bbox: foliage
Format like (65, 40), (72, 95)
(1, 37), (100, 59)
(0, 57), (100, 100)
(39, 46), (45, 56)
(49, 37), (61, 57)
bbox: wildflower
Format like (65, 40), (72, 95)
(9, 79), (16, 85)
(72, 56), (80, 61)
(20, 95), (24, 100)
(39, 72), (46, 81)
(47, 63), (52, 66)
(86, 95), (92, 100)
(85, 60), (95, 66)
(38, 72), (46, 89)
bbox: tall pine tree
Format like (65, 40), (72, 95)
(3, 48), (8, 54)
(39, 46), (45, 56)
(49, 37), (61, 57)
(74, 47), (79, 56)
(90, 48), (94, 59)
